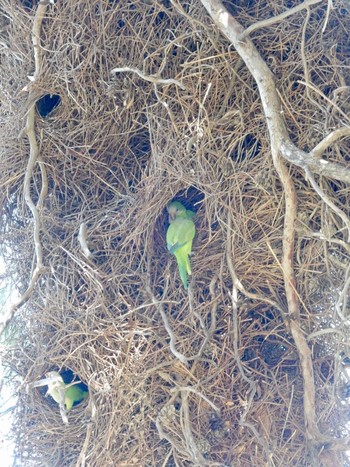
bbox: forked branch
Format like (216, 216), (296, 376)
(200, 0), (350, 184)
(199, 0), (325, 443)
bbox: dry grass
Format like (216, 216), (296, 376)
(1, 0), (350, 465)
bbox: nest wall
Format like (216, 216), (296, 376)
(0, 0), (350, 466)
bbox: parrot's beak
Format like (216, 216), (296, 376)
(168, 206), (176, 222)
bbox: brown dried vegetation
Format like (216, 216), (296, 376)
(1, 0), (350, 465)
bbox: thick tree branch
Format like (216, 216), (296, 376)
(199, 0), (350, 184)
(199, 0), (322, 442)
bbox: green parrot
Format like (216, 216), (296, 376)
(166, 201), (196, 289)
(45, 371), (88, 411)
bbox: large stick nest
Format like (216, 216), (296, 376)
(1, 0), (350, 465)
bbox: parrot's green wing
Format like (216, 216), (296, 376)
(184, 209), (195, 220)
(64, 384), (89, 411)
(166, 216), (195, 289)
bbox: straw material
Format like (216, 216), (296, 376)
(1, 0), (350, 465)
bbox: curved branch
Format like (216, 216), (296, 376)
(110, 66), (186, 90)
(311, 127), (350, 159)
(199, 0), (322, 442)
(199, 0), (350, 184)
(239, 0), (323, 40)
(305, 167), (350, 241)
(0, 1), (49, 336)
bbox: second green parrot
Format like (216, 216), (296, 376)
(166, 201), (196, 289)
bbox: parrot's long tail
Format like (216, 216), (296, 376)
(176, 251), (191, 290)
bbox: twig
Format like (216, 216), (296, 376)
(225, 218), (286, 318)
(180, 392), (207, 465)
(187, 82), (212, 150)
(334, 263), (350, 323)
(311, 127), (350, 159)
(298, 80), (350, 124)
(110, 66), (186, 90)
(322, 0), (334, 33)
(0, 0), (49, 337)
(239, 0), (323, 40)
(78, 223), (93, 259)
(146, 283), (189, 365)
(153, 85), (179, 134)
(307, 328), (345, 341)
(175, 386), (220, 412)
(76, 423), (93, 467)
(156, 391), (183, 446)
(300, 6), (325, 114)
(305, 167), (350, 241)
(158, 301), (189, 365)
(225, 215), (272, 460)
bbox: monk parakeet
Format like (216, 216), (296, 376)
(63, 383), (89, 411)
(45, 371), (88, 411)
(27, 371), (88, 424)
(166, 201), (196, 289)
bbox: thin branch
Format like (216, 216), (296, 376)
(0, 1), (49, 337)
(146, 284), (189, 365)
(180, 393), (208, 465)
(158, 300), (189, 365)
(311, 127), (350, 159)
(300, 6), (325, 114)
(239, 0), (323, 40)
(225, 215), (271, 460)
(281, 140), (350, 183)
(298, 80), (350, 124)
(175, 386), (220, 412)
(78, 223), (93, 259)
(334, 263), (350, 322)
(305, 167), (350, 241)
(110, 66), (186, 90)
(322, 0), (334, 33)
(76, 423), (94, 467)
(307, 328), (345, 341)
